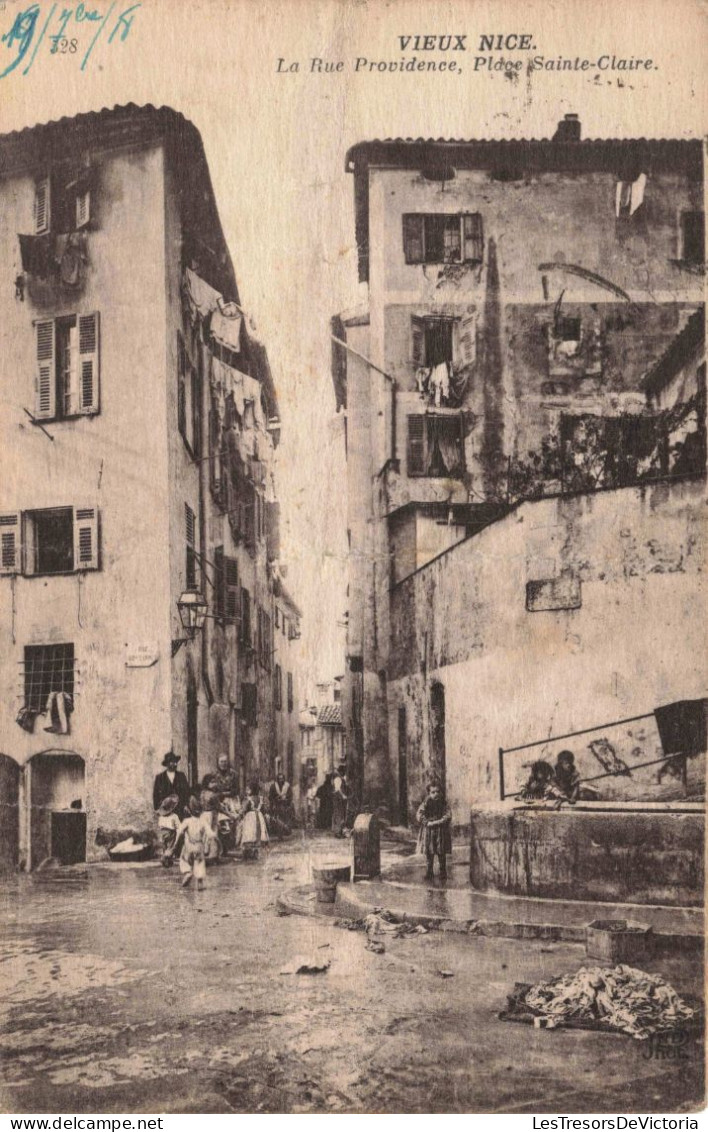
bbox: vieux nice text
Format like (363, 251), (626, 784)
(277, 34), (655, 75)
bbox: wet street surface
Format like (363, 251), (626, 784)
(0, 837), (704, 1114)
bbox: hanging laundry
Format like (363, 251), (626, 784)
(16, 706), (37, 733)
(42, 691), (73, 735)
(630, 173), (647, 215)
(429, 361), (450, 407)
(184, 268), (221, 320)
(18, 233), (55, 278)
(211, 307), (243, 353)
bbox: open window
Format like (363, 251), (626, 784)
(403, 213), (484, 265)
(412, 313), (477, 371)
(34, 170), (92, 236)
(15, 506), (99, 576)
(406, 414), (465, 478)
(34, 314), (100, 421)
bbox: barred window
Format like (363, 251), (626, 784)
(24, 643), (74, 712)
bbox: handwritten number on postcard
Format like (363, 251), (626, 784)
(0, 2), (140, 77)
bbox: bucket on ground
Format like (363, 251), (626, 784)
(586, 919), (653, 963)
(312, 863), (351, 903)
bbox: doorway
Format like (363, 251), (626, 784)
(0, 756), (20, 871)
(430, 682), (446, 794)
(29, 753), (85, 869)
(397, 706), (408, 825)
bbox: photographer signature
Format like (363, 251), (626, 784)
(0, 1), (140, 77)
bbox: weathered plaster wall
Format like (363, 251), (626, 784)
(469, 809), (704, 906)
(387, 479), (706, 825)
(0, 143), (173, 860)
(374, 168), (702, 305)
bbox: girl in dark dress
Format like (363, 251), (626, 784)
(416, 780), (452, 880)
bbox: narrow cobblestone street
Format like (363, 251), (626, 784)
(0, 837), (703, 1114)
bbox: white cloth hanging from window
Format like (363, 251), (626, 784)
(211, 307), (243, 352)
(184, 268), (221, 320)
(429, 361), (450, 407)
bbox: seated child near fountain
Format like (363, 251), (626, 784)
(416, 780), (452, 880)
(156, 794), (180, 867)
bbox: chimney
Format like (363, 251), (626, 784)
(553, 113), (581, 143)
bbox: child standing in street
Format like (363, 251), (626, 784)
(156, 794), (180, 867)
(416, 779), (452, 881)
(174, 796), (209, 889)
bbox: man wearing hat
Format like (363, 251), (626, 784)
(153, 752), (191, 819)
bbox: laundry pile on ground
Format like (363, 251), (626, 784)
(334, 908), (429, 939)
(516, 964), (696, 1040)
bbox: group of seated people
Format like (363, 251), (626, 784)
(519, 749), (600, 807)
(153, 751), (295, 866)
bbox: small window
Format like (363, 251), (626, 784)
(681, 212), (705, 265)
(287, 671), (294, 714)
(34, 313), (100, 421)
(403, 213), (484, 265)
(24, 643), (74, 712)
(556, 316), (581, 343)
(406, 414), (465, 478)
(185, 503), (197, 590)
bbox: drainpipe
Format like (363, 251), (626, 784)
(198, 339), (211, 767)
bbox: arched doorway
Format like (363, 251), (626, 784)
(28, 752), (86, 869)
(0, 755), (20, 871)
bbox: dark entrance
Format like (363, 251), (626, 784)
(51, 812), (87, 864)
(397, 706), (408, 825)
(0, 756), (20, 871)
(430, 681), (446, 794)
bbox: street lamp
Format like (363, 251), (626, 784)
(176, 590), (208, 641)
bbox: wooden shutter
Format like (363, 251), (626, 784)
(35, 320), (56, 420)
(213, 545), (225, 620)
(407, 415), (426, 476)
(78, 313), (100, 414)
(177, 333), (186, 437)
(240, 588), (251, 645)
(463, 213), (484, 263)
(402, 214), (425, 264)
(454, 312), (477, 369)
(75, 189), (91, 229)
(73, 507), (99, 570)
(225, 556), (239, 624)
(411, 316), (426, 367)
(34, 177), (50, 235)
(0, 513), (20, 575)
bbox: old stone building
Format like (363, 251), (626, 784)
(333, 114), (705, 900)
(0, 105), (301, 869)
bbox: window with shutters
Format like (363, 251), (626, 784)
(24, 643), (75, 713)
(34, 314), (100, 421)
(274, 664), (282, 711)
(681, 212), (705, 265)
(406, 414), (465, 478)
(185, 503), (198, 590)
(403, 213), (484, 265)
(17, 507), (99, 576)
(411, 313), (477, 377)
(287, 671), (294, 714)
(34, 171), (92, 236)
